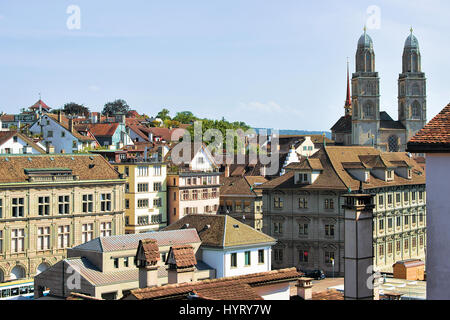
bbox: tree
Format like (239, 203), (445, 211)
(62, 102), (90, 117)
(102, 99), (130, 116)
(156, 108), (171, 121)
(173, 111), (197, 124)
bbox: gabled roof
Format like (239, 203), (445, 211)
(164, 214), (276, 248)
(166, 245), (197, 268)
(29, 99), (51, 110)
(44, 113), (95, 142)
(220, 176), (267, 197)
(379, 111), (405, 130)
(87, 123), (119, 137)
(285, 158), (324, 171)
(407, 103), (450, 152)
(128, 267), (300, 300)
(0, 131), (45, 153)
(72, 229), (201, 253)
(330, 115), (352, 133)
(136, 239), (160, 266)
(0, 154), (120, 184)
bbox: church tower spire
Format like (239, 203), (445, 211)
(344, 58), (352, 116)
(351, 28), (380, 146)
(398, 28), (426, 146)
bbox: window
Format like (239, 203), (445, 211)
(138, 199), (149, 208)
(258, 249), (265, 264)
(151, 214), (162, 224)
(396, 240), (401, 252)
(137, 166), (149, 176)
(124, 167), (129, 177)
(153, 165), (161, 176)
(61, 131), (65, 137)
(412, 237), (417, 248)
(202, 189), (208, 200)
(58, 195), (70, 214)
(100, 222), (112, 237)
(412, 214), (416, 225)
(404, 192), (409, 202)
(299, 197), (308, 209)
(114, 258), (119, 269)
(137, 183), (149, 192)
(211, 188), (218, 198)
(82, 223), (94, 243)
(138, 216), (149, 225)
(378, 195), (384, 206)
(47, 130), (53, 138)
(182, 190), (189, 201)
(0, 199), (2, 218)
(153, 198), (162, 207)
(274, 249), (283, 262)
(274, 197), (283, 209)
(235, 201), (242, 212)
(37, 227), (50, 251)
(231, 253), (237, 268)
(38, 196), (50, 216)
(388, 218), (393, 229)
(82, 194), (93, 213)
(379, 219), (384, 232)
(419, 213), (424, 224)
(388, 242), (393, 254)
(299, 250), (308, 262)
(387, 194), (393, 205)
(274, 222), (283, 234)
(72, 140), (77, 148)
(192, 190), (198, 200)
(419, 235), (424, 247)
(11, 229), (25, 253)
(324, 199), (334, 209)
(299, 223), (308, 236)
(379, 244), (385, 257)
(125, 199), (129, 209)
(325, 251), (335, 264)
(12, 197), (25, 217)
(125, 183), (129, 193)
(396, 216), (401, 228)
(419, 191), (424, 201)
(0, 230), (2, 253)
(244, 251), (251, 266)
(125, 216), (130, 225)
(404, 238), (409, 250)
(325, 225), (335, 237)
(404, 215), (409, 225)
(153, 182), (162, 192)
(395, 193), (401, 204)
(58, 225), (70, 249)
(100, 193), (111, 212)
(411, 192), (416, 202)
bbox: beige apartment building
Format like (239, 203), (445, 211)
(258, 146), (426, 275)
(0, 154), (126, 283)
(113, 159), (168, 233)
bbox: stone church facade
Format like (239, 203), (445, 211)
(331, 29), (427, 152)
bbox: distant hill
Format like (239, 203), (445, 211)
(253, 128), (332, 139)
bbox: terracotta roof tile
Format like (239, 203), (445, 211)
(312, 289), (344, 300)
(87, 123), (119, 137)
(408, 103), (450, 151)
(129, 267), (300, 300)
(138, 239), (160, 265)
(167, 245), (197, 268)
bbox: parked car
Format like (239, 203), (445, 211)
(303, 269), (326, 280)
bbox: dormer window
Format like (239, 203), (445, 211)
(386, 170), (394, 181)
(364, 171), (370, 182)
(407, 169), (412, 179)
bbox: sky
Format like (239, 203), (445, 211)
(0, 0), (449, 131)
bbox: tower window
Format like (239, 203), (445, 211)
(363, 101), (374, 118)
(412, 101), (421, 119)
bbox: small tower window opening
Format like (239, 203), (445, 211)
(412, 101), (421, 119)
(363, 101), (374, 119)
(388, 135), (399, 152)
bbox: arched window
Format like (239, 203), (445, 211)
(363, 101), (374, 119)
(412, 101), (421, 119)
(10, 265), (26, 280)
(36, 262), (50, 275)
(388, 135), (399, 152)
(399, 102), (405, 119)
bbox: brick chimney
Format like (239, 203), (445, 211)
(296, 277), (313, 300)
(166, 245), (197, 284)
(58, 111), (63, 123)
(135, 239), (160, 289)
(224, 164), (230, 177)
(69, 118), (74, 133)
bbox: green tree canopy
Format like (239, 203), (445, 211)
(156, 108), (171, 121)
(102, 99), (130, 116)
(173, 111), (197, 124)
(62, 102), (90, 116)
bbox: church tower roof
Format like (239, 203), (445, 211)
(357, 26), (374, 49)
(404, 28), (420, 50)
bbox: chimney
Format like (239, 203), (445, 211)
(135, 239), (160, 289)
(296, 277), (313, 300)
(224, 164), (230, 177)
(342, 193), (379, 300)
(166, 245), (197, 284)
(58, 111), (63, 123)
(69, 118), (74, 133)
(46, 144), (55, 154)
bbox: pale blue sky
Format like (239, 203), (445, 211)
(0, 1), (449, 130)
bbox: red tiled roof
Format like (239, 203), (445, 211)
(87, 123), (119, 137)
(129, 267), (300, 300)
(0, 114), (15, 122)
(139, 239), (160, 265)
(167, 245), (197, 268)
(29, 99), (51, 110)
(408, 103), (450, 152)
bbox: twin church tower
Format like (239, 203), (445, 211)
(331, 28), (426, 152)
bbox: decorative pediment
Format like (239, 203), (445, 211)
(322, 243), (337, 250)
(322, 218), (337, 224)
(272, 215), (286, 222)
(296, 216), (311, 223)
